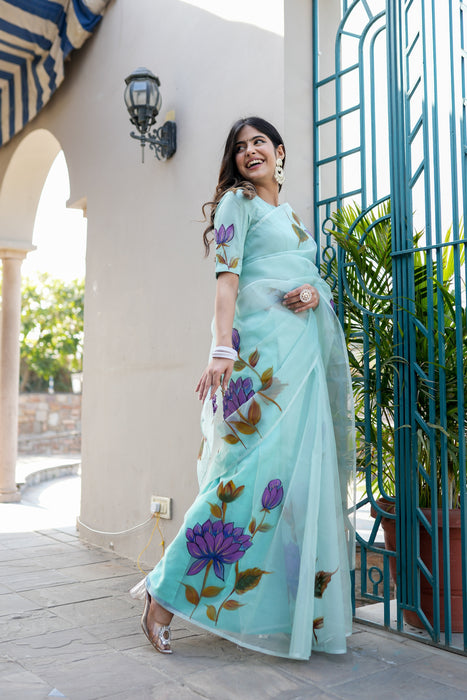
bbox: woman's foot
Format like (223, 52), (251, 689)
(141, 591), (174, 654)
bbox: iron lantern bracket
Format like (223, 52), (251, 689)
(130, 121), (177, 162)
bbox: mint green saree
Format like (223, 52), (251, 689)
(146, 190), (356, 659)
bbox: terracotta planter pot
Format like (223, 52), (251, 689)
(371, 498), (463, 632)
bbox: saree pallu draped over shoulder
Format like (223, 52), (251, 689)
(146, 190), (356, 659)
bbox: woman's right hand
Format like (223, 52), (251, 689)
(196, 357), (234, 403)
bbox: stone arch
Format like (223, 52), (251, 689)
(0, 129), (62, 246)
(0, 128), (73, 502)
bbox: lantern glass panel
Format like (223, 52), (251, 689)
(133, 81), (150, 106)
(123, 83), (133, 110)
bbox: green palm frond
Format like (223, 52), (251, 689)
(325, 201), (466, 507)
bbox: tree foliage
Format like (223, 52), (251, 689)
(18, 274), (84, 392)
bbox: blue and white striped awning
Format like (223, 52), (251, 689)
(0, 0), (111, 147)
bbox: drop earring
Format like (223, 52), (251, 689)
(274, 157), (285, 185)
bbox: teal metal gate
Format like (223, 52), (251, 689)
(313, 0), (467, 651)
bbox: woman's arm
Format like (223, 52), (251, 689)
(196, 271), (239, 402)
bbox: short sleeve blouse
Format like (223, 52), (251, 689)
(214, 190), (251, 277)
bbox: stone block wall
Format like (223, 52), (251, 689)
(18, 393), (81, 455)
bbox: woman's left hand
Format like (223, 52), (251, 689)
(283, 284), (320, 313)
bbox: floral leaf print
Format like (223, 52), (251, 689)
(215, 224), (235, 245)
(292, 223), (310, 246)
(183, 478), (286, 625)
(197, 438), (205, 460)
(249, 349), (260, 367)
(217, 480), (244, 503)
(235, 568), (270, 595)
(222, 433), (240, 445)
(247, 400), (261, 426)
(185, 519), (252, 580)
(234, 358), (246, 371)
(313, 616), (324, 642)
(229, 339), (283, 421)
(230, 421), (256, 435)
(206, 605), (217, 621)
(215, 224), (239, 269)
(262, 377), (287, 402)
(201, 585), (225, 598)
(223, 377), (255, 420)
(226, 399), (262, 439)
(208, 502), (223, 519)
(232, 328), (240, 352)
(261, 367), (273, 390)
(261, 479), (284, 511)
(248, 479), (284, 539)
(222, 599), (245, 610)
(314, 569), (338, 598)
(289, 210), (312, 248)
(182, 584), (200, 606)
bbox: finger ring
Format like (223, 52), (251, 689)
(300, 288), (313, 303)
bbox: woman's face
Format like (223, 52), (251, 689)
(234, 125), (284, 187)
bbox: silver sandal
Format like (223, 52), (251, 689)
(141, 591), (173, 654)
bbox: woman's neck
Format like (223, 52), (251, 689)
(254, 183), (279, 207)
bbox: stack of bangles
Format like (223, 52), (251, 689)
(212, 346), (238, 361)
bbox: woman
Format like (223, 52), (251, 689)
(139, 117), (356, 660)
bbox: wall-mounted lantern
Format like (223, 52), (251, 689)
(124, 67), (176, 162)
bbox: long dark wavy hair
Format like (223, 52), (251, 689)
(202, 117), (286, 256)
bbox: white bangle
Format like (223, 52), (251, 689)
(212, 345), (238, 361)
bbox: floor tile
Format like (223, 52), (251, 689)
(20, 548), (117, 570)
(99, 680), (204, 700)
(18, 580), (113, 608)
(35, 529), (80, 543)
(185, 657), (311, 699)
(407, 652), (467, 692)
(0, 608), (75, 643)
(0, 591), (42, 616)
(0, 660), (55, 700)
(25, 650), (170, 700)
(60, 560), (139, 582)
(0, 560), (48, 580)
(330, 665), (467, 699)
(6, 568), (76, 592)
(90, 572), (142, 594)
(1, 518), (466, 700)
(271, 646), (388, 690)
(348, 628), (433, 664)
(0, 532), (55, 549)
(50, 594), (140, 626)
(0, 626), (109, 662)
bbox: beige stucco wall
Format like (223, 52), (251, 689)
(0, 0), (320, 565)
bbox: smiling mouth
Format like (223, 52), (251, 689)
(246, 159), (263, 169)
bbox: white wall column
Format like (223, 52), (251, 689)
(0, 244), (31, 502)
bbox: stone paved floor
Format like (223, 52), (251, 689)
(1, 526), (467, 699)
(1, 473), (466, 700)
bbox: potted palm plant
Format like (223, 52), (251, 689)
(327, 201), (466, 631)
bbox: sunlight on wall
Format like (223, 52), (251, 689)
(22, 151), (87, 282)
(180, 0), (284, 36)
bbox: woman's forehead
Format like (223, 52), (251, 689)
(236, 125), (268, 143)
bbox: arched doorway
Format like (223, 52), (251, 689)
(0, 129), (86, 503)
